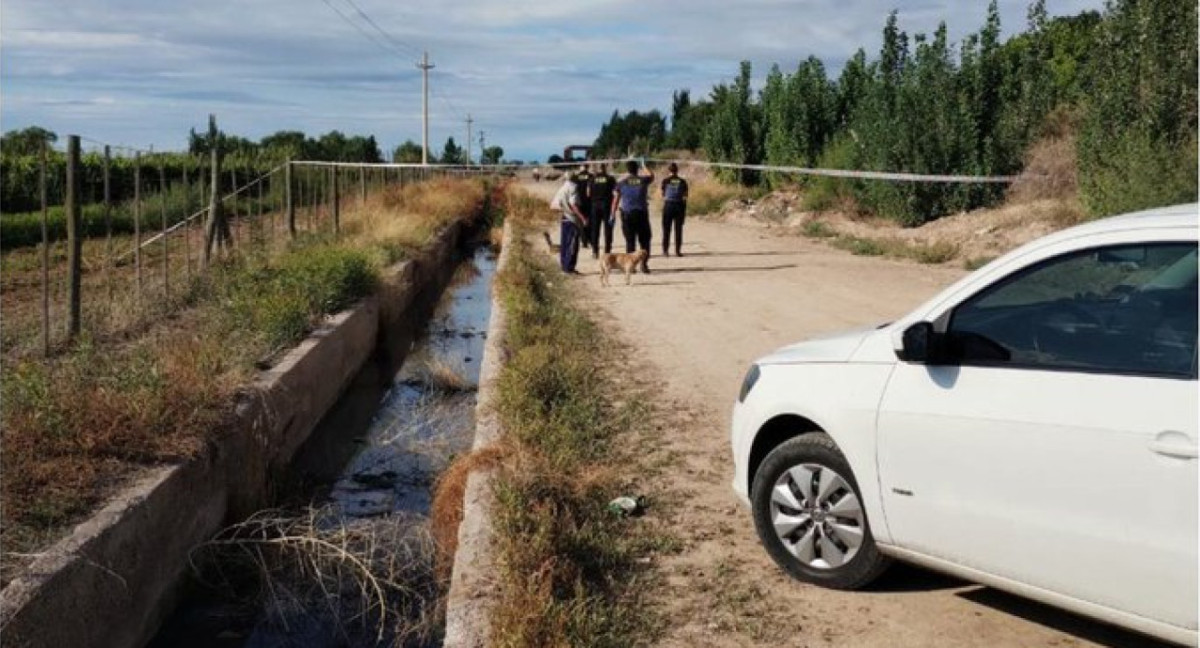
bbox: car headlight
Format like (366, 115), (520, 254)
(738, 364), (761, 403)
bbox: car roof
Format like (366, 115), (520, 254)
(1055, 203), (1197, 240)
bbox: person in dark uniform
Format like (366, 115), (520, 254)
(587, 163), (616, 257)
(612, 159), (655, 273)
(660, 162), (689, 256)
(572, 163), (593, 252)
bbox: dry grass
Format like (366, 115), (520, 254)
(342, 178), (486, 261)
(429, 445), (511, 582)
(482, 214), (670, 646)
(677, 167), (752, 216)
(190, 508), (442, 646)
(0, 176), (488, 586)
(1007, 133), (1080, 204)
(422, 357), (474, 393)
(487, 226), (504, 251)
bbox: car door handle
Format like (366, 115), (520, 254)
(1149, 431), (1198, 459)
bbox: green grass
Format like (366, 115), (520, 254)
(810, 226), (960, 265)
(1, 178), (488, 588)
(487, 220), (667, 647)
(1, 238), (381, 568)
(800, 219), (837, 239)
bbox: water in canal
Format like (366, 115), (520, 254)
(149, 245), (497, 648)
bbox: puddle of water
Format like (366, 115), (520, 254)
(149, 246), (497, 648)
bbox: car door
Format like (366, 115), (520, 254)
(877, 241), (1198, 630)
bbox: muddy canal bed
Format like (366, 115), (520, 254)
(149, 247), (496, 648)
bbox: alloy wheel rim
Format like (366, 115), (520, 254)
(768, 463), (865, 569)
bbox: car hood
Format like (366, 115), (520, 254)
(758, 325), (880, 365)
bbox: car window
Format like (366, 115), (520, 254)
(948, 242), (1197, 377)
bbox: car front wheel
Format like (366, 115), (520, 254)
(751, 433), (890, 590)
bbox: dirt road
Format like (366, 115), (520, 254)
(553, 212), (1165, 647)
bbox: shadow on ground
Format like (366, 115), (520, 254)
(657, 264), (798, 274)
(956, 588), (1174, 648)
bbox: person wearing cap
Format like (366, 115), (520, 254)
(587, 162), (616, 257)
(551, 171), (589, 274)
(660, 162), (689, 256)
(612, 159), (655, 273)
(573, 162), (594, 253)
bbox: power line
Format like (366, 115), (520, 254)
(318, 0), (409, 61)
(338, 0), (421, 57)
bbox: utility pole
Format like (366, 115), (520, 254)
(417, 51), (434, 165)
(478, 130), (486, 164)
(465, 114), (473, 165)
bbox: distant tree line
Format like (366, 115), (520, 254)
(592, 0), (1196, 223)
(392, 137), (507, 165)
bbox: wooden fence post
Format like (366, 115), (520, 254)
(159, 157), (169, 299)
(65, 135), (82, 340)
(134, 151), (143, 296)
(359, 166), (366, 204)
(330, 165), (340, 235)
(103, 145), (112, 299)
(40, 140), (50, 355)
(183, 158), (191, 279)
(204, 146), (226, 264)
(286, 160), (296, 238)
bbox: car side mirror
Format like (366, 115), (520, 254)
(896, 321), (943, 363)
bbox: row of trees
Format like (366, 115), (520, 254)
(391, 137), (505, 165)
(2, 124), (511, 212)
(594, 0), (1196, 223)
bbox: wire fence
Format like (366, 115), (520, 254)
(0, 137), (495, 360)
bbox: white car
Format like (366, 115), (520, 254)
(731, 203), (1198, 646)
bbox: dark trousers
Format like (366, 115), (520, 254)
(621, 208), (652, 270)
(559, 220), (581, 271)
(662, 201), (687, 254)
(589, 204), (614, 254)
(577, 199), (592, 249)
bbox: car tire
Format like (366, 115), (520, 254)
(751, 433), (890, 590)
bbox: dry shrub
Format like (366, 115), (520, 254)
(1008, 133), (1079, 204)
(423, 357), (473, 393)
(504, 188), (554, 226)
(191, 508), (441, 647)
(342, 177), (486, 258)
(686, 172), (751, 216)
(487, 226), (504, 251)
(428, 444), (510, 582)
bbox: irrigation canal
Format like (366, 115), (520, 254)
(148, 245), (497, 647)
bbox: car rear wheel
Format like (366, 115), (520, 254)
(751, 433), (890, 590)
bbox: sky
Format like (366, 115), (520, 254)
(1, 0), (1105, 163)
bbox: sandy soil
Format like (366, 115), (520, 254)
(527, 180), (1168, 647)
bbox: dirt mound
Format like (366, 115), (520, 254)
(710, 188), (1085, 265)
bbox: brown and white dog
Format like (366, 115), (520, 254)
(599, 250), (648, 287)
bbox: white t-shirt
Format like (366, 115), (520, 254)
(552, 180), (579, 223)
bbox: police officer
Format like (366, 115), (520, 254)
(572, 163), (593, 253)
(587, 163), (616, 257)
(660, 162), (689, 256)
(612, 159), (655, 273)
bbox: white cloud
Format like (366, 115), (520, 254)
(1, 0), (1107, 160)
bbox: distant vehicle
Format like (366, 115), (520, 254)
(731, 203), (1198, 646)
